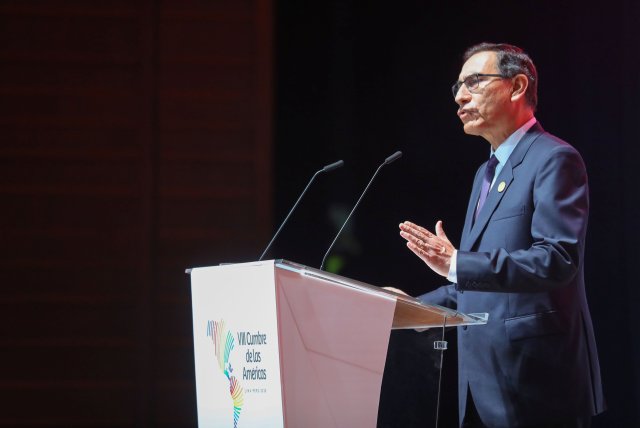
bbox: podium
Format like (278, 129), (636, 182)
(189, 260), (486, 428)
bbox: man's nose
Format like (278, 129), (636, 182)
(455, 85), (471, 105)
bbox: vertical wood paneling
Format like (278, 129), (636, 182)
(0, 0), (272, 426)
(153, 1), (272, 425)
(0, 2), (149, 426)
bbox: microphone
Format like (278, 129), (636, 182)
(319, 151), (402, 270)
(258, 159), (344, 261)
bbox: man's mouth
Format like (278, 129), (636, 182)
(458, 109), (478, 122)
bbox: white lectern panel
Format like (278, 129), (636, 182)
(191, 261), (284, 428)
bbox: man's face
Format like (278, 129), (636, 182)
(454, 51), (513, 139)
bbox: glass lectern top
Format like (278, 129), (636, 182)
(275, 259), (488, 330)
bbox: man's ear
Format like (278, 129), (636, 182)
(511, 74), (529, 102)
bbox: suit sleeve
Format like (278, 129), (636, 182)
(455, 146), (589, 292)
(417, 283), (458, 309)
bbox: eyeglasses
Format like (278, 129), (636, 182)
(451, 73), (506, 98)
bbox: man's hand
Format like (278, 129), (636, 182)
(399, 220), (455, 278)
(382, 286), (409, 296)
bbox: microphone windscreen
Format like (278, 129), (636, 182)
(384, 151), (402, 164)
(322, 159), (345, 172)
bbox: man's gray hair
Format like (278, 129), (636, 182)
(463, 43), (538, 110)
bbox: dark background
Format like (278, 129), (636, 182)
(1, 0), (638, 426)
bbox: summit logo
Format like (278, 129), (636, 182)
(207, 319), (244, 427)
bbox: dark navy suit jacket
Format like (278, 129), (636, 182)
(419, 123), (605, 427)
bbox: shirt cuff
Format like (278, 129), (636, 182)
(447, 249), (458, 283)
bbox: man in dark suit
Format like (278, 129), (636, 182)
(397, 43), (605, 427)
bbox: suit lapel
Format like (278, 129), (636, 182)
(461, 122), (545, 251)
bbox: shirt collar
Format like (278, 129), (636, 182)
(491, 116), (537, 164)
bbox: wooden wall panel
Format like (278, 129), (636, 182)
(0, 0), (272, 426)
(0, 2), (149, 426)
(152, 1), (272, 426)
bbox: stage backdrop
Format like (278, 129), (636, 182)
(0, 1), (271, 426)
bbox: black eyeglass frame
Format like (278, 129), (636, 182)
(451, 73), (507, 98)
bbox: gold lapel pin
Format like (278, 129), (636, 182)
(497, 181), (506, 193)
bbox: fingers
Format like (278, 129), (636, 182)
(401, 221), (433, 238)
(400, 229), (438, 253)
(407, 240), (440, 259)
(399, 221), (440, 250)
(435, 220), (447, 239)
(399, 222), (434, 245)
(382, 286), (409, 296)
(407, 240), (425, 255)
